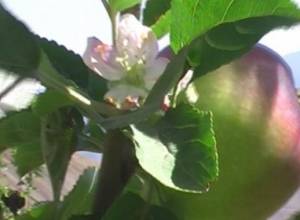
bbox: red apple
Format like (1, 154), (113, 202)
(164, 45), (300, 220)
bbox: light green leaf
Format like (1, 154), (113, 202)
(0, 4), (40, 75)
(143, 0), (171, 38)
(13, 139), (43, 177)
(0, 108), (43, 176)
(171, 0), (300, 52)
(0, 111), (40, 152)
(57, 168), (97, 219)
(132, 104), (218, 193)
(16, 203), (54, 220)
(151, 10), (171, 39)
(108, 0), (140, 13)
(17, 169), (97, 220)
(32, 90), (73, 117)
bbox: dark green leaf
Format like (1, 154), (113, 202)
(78, 120), (105, 152)
(38, 37), (107, 99)
(132, 104), (218, 193)
(108, 0), (140, 13)
(102, 193), (144, 220)
(171, 0), (300, 52)
(188, 36), (252, 79)
(188, 16), (297, 79)
(103, 192), (178, 220)
(0, 4), (40, 75)
(41, 108), (81, 201)
(146, 205), (178, 220)
(143, 0), (171, 26)
(291, 212), (300, 220)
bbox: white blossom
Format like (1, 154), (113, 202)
(83, 14), (169, 109)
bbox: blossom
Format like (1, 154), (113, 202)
(83, 14), (169, 109)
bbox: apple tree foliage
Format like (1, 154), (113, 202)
(0, 0), (300, 219)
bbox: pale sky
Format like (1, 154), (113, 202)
(2, 0), (300, 56)
(2, 0), (112, 55)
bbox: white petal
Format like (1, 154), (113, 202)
(116, 14), (159, 67)
(104, 84), (147, 108)
(144, 57), (169, 90)
(83, 37), (124, 80)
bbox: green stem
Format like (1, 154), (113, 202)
(141, 180), (153, 220)
(92, 130), (137, 218)
(102, 0), (117, 46)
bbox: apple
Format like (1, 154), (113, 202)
(164, 44), (300, 220)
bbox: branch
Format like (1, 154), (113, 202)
(0, 76), (24, 100)
(92, 129), (137, 218)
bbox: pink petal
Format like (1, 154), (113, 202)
(83, 37), (123, 80)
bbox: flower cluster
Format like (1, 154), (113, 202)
(83, 14), (169, 109)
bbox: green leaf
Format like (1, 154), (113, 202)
(17, 169), (97, 220)
(37, 38), (107, 99)
(188, 16), (296, 79)
(132, 104), (218, 193)
(143, 0), (171, 26)
(291, 213), (300, 220)
(0, 111), (40, 152)
(108, 0), (140, 13)
(170, 0), (300, 52)
(146, 205), (179, 220)
(41, 108), (81, 201)
(57, 168), (97, 219)
(13, 139), (43, 177)
(0, 4), (40, 75)
(32, 90), (73, 117)
(102, 193), (144, 220)
(103, 192), (178, 220)
(151, 10), (171, 39)
(0, 110), (43, 176)
(37, 49), (115, 119)
(16, 203), (54, 220)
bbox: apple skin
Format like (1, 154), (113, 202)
(163, 45), (300, 220)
